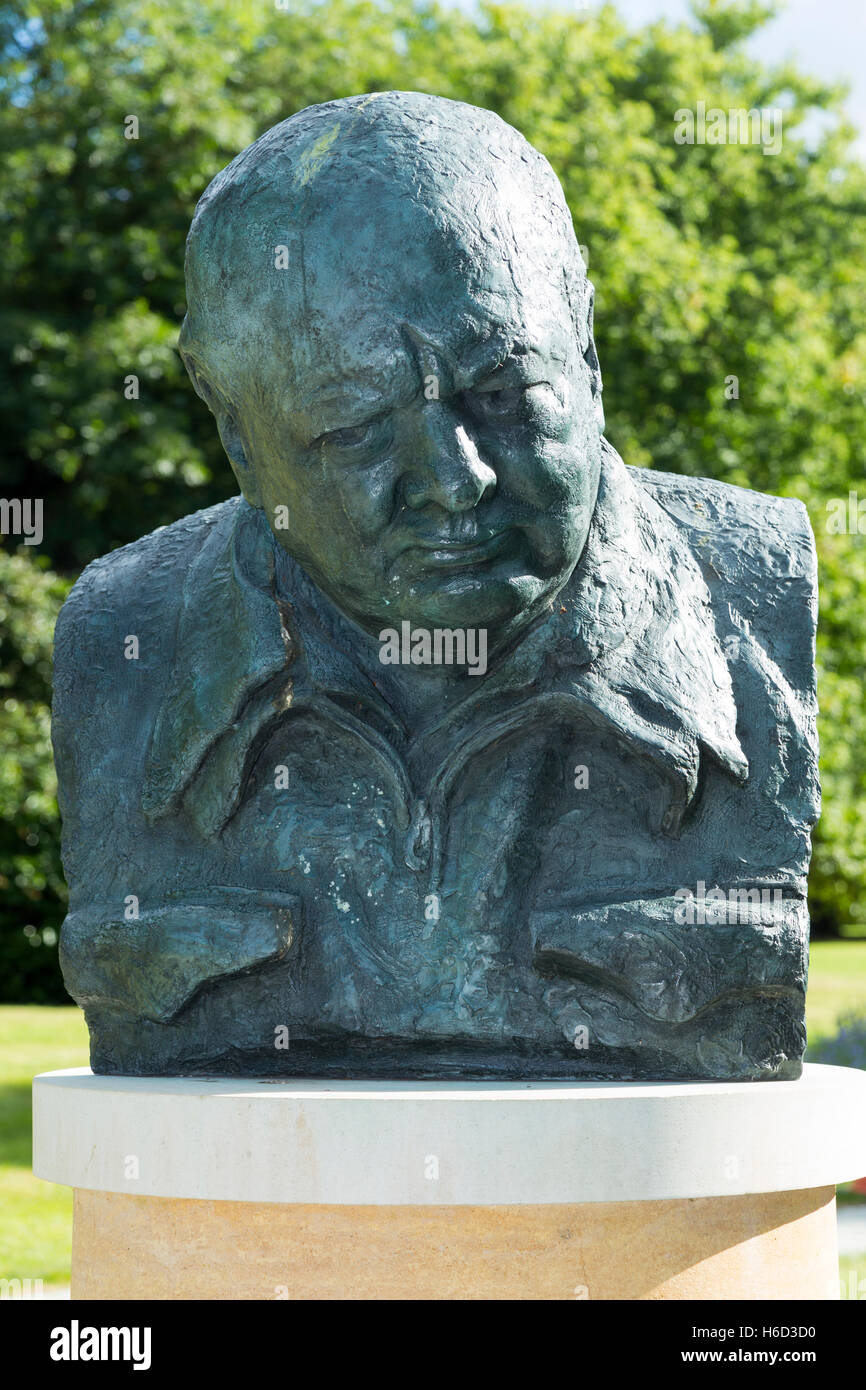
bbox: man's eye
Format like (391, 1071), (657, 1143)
(316, 415), (388, 451)
(319, 422), (374, 448)
(468, 385), (534, 417)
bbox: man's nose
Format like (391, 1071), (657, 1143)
(402, 402), (497, 513)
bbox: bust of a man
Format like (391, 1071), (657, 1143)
(53, 92), (819, 1080)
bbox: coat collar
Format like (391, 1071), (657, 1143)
(143, 441), (747, 834)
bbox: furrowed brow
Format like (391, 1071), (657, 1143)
(452, 337), (523, 389)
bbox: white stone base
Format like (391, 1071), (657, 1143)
(32, 1064), (866, 1299)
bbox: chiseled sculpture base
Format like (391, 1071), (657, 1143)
(71, 1186), (838, 1302)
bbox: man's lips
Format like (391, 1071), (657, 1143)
(401, 528), (513, 569)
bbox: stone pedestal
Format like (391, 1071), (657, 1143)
(33, 1064), (866, 1300)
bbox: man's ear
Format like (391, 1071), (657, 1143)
(581, 281), (605, 435)
(181, 353), (262, 507)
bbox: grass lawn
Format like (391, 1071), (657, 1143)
(840, 1254), (866, 1300)
(0, 1004), (88, 1287)
(806, 939), (866, 1043)
(1, 937), (864, 1293)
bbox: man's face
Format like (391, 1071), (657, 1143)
(232, 187), (602, 647)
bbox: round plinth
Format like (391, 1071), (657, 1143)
(33, 1063), (866, 1300)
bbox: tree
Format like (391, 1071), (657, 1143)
(0, 549), (69, 999)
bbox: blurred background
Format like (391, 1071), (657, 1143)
(1, 0), (865, 1293)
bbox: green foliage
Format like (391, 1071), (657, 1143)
(0, 551), (70, 1000)
(2, 0), (866, 998)
(689, 0), (781, 50)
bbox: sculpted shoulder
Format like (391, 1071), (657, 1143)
(630, 466), (818, 822)
(54, 497), (243, 652)
(52, 498), (245, 797)
(632, 465), (817, 591)
(633, 465), (816, 672)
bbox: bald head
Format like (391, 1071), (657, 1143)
(179, 91), (596, 408)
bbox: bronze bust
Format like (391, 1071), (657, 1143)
(52, 93), (819, 1080)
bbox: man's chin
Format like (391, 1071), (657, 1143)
(394, 570), (552, 634)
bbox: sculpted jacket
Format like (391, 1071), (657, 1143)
(52, 443), (820, 1079)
